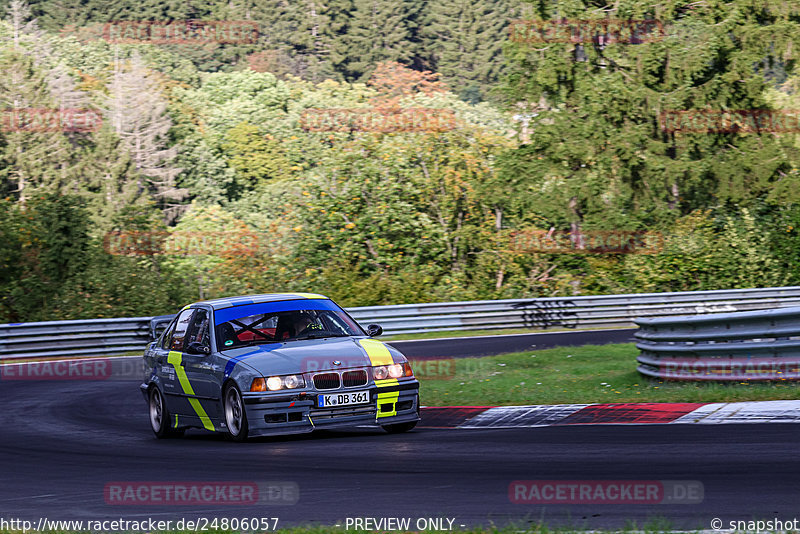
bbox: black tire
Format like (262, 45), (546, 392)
(149, 387), (183, 439)
(224, 383), (249, 442)
(381, 421), (418, 434)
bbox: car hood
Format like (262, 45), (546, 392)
(221, 337), (404, 377)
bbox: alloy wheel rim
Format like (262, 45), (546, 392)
(150, 391), (162, 431)
(226, 389), (242, 435)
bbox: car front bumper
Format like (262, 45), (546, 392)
(242, 380), (420, 437)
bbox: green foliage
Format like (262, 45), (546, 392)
(499, 0), (800, 233)
(0, 50), (81, 200)
(4, 0), (800, 321)
(581, 209), (788, 295)
(335, 0), (416, 81)
(2, 0), (525, 96)
(222, 124), (294, 192)
(53, 250), (193, 319)
(0, 194), (191, 321)
(766, 204), (800, 285)
(423, 0), (523, 99)
(1, 195), (91, 321)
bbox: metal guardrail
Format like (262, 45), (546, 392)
(635, 306), (800, 381)
(4, 286), (800, 361)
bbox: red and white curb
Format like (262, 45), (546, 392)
(420, 400), (800, 428)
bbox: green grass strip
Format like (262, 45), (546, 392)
(414, 343), (800, 406)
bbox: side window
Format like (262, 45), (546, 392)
(160, 320), (177, 350)
(186, 309), (210, 349)
(168, 309), (194, 352)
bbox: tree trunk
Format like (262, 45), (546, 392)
(495, 206), (504, 290)
(569, 196), (584, 250)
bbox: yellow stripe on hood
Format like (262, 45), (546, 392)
(358, 338), (394, 366)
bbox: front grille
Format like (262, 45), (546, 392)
(342, 370), (368, 387)
(313, 372), (341, 390)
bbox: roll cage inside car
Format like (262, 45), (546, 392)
(151, 298), (368, 353)
(214, 302), (365, 351)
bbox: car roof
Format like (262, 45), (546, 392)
(190, 293), (330, 310)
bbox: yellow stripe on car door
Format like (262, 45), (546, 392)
(167, 351), (214, 431)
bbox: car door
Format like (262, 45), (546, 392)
(160, 309), (195, 418)
(160, 308), (223, 432)
(179, 308), (223, 421)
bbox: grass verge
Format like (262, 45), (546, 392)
(413, 343), (799, 406)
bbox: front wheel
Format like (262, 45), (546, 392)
(224, 384), (249, 442)
(149, 387), (183, 438)
(381, 421), (417, 434)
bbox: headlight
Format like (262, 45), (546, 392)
(388, 364), (404, 378)
(373, 362), (414, 380)
(266, 376), (283, 391)
(373, 366), (389, 380)
(253, 375), (306, 392)
(284, 374), (301, 389)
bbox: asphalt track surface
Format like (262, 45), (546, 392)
(1, 331), (798, 530)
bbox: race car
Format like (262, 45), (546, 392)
(141, 293), (420, 441)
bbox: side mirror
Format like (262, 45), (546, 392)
(366, 324), (383, 337)
(186, 342), (211, 355)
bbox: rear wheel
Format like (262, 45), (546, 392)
(224, 384), (249, 442)
(381, 421), (417, 433)
(149, 387), (183, 438)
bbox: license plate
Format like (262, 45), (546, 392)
(317, 390), (370, 408)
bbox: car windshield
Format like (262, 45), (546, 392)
(214, 299), (363, 350)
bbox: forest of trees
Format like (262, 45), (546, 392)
(1, 0), (800, 322)
(5, 0), (528, 101)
